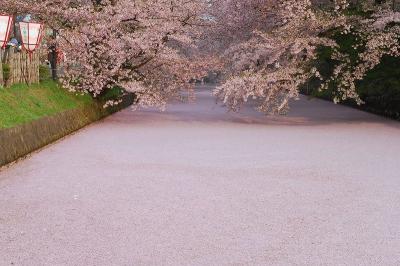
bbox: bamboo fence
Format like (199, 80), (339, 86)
(0, 48), (40, 87)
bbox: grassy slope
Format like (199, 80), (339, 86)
(0, 80), (93, 129)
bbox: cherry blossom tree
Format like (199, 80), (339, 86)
(209, 0), (400, 114)
(205, 0), (344, 114)
(322, 0), (400, 104)
(2, 0), (399, 113)
(1, 0), (210, 109)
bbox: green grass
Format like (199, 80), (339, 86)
(0, 80), (93, 129)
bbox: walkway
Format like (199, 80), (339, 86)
(1, 87), (400, 265)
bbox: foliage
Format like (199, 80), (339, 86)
(302, 1), (400, 120)
(319, 2), (400, 104)
(306, 51), (400, 120)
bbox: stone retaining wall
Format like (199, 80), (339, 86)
(0, 94), (134, 168)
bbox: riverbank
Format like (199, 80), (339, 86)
(0, 81), (133, 167)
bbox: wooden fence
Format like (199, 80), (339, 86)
(0, 48), (40, 87)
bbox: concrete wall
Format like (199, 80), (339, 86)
(0, 94), (134, 168)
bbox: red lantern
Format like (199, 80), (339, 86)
(19, 21), (44, 53)
(0, 15), (13, 49)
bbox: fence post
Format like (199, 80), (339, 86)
(0, 50), (3, 87)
